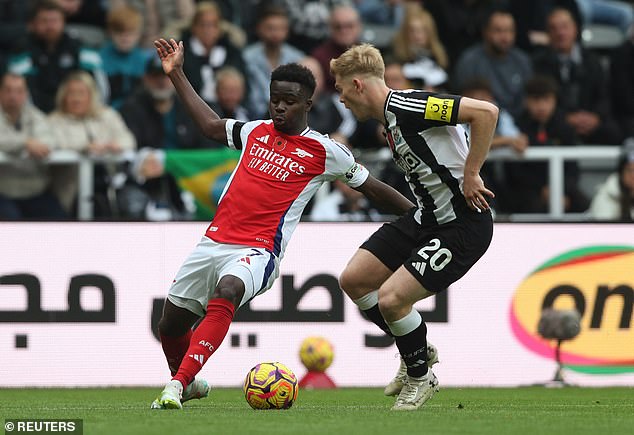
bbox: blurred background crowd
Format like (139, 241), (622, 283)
(0, 0), (633, 222)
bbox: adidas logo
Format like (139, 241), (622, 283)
(256, 135), (270, 144)
(291, 148), (314, 158)
(189, 354), (205, 364)
(411, 261), (427, 275)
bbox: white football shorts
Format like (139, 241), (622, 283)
(167, 236), (280, 316)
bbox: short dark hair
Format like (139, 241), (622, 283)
(525, 75), (559, 98)
(270, 63), (316, 99)
(256, 4), (288, 24)
(482, 7), (512, 33)
(29, 0), (65, 21)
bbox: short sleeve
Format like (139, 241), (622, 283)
(225, 119), (246, 150)
(387, 91), (462, 132)
(420, 93), (461, 126)
(327, 140), (369, 188)
(340, 161), (370, 188)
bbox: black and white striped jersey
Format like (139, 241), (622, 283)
(384, 89), (470, 226)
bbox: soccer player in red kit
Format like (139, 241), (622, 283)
(150, 38), (415, 409)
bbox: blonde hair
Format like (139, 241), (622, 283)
(392, 4), (448, 69)
(55, 71), (103, 117)
(107, 5), (142, 33)
(330, 43), (385, 80)
(215, 66), (245, 88)
(191, 1), (222, 27)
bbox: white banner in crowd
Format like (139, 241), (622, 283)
(0, 223), (632, 387)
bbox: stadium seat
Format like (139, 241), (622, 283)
(581, 24), (625, 49)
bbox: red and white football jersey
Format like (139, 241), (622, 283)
(205, 119), (369, 257)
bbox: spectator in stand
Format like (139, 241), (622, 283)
(588, 143), (634, 221)
(453, 9), (533, 119)
(504, 75), (588, 214)
(209, 67), (249, 122)
(312, 4), (362, 94)
(0, 73), (65, 220)
(7, 0), (108, 113)
(300, 56), (356, 146)
(389, 3), (449, 90)
(243, 4), (305, 119)
(48, 71), (135, 215)
(460, 78), (528, 212)
(120, 56), (216, 219)
(279, 0), (350, 53)
(533, 7), (622, 144)
(460, 78), (528, 154)
(121, 56), (218, 151)
(423, 0), (499, 68)
(510, 0), (582, 52)
(610, 24), (634, 139)
(180, 1), (246, 105)
(109, 0), (196, 48)
(100, 5), (149, 110)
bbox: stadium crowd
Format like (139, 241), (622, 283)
(0, 0), (633, 221)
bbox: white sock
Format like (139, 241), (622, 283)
(386, 308), (422, 336)
(352, 290), (379, 310)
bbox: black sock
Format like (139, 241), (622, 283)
(362, 304), (393, 336)
(394, 321), (428, 377)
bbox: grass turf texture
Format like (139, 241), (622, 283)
(1, 387), (632, 435)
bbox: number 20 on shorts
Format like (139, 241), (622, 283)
(412, 238), (453, 275)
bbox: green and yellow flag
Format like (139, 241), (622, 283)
(164, 148), (240, 220)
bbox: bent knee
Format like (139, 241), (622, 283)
(378, 288), (407, 320)
(340, 268), (376, 301)
(158, 315), (189, 337)
(339, 267), (360, 294)
(212, 275), (245, 307)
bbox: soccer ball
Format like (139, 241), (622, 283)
(243, 362), (299, 410)
(299, 336), (334, 372)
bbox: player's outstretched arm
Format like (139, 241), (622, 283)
(355, 174), (415, 215)
(457, 96), (499, 212)
(154, 38), (228, 144)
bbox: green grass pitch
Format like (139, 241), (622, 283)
(1, 387), (633, 435)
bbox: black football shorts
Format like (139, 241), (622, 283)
(360, 207), (493, 292)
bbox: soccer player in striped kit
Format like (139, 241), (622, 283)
(331, 44), (498, 411)
(150, 38), (415, 409)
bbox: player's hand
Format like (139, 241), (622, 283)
(153, 38), (184, 75)
(463, 173), (494, 212)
